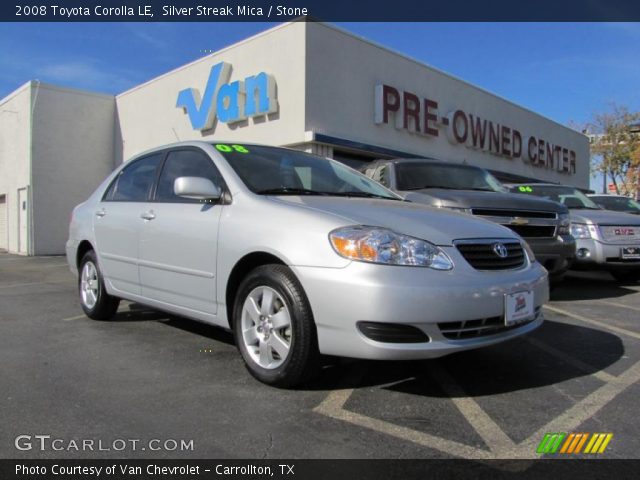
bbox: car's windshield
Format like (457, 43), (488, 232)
(591, 196), (640, 213)
(511, 185), (600, 209)
(396, 162), (506, 192)
(214, 144), (399, 200)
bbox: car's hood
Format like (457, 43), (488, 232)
(269, 196), (517, 246)
(570, 208), (640, 225)
(401, 189), (564, 212)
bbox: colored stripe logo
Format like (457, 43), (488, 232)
(537, 433), (613, 454)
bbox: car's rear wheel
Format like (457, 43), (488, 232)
(79, 250), (120, 320)
(611, 269), (640, 284)
(233, 264), (319, 387)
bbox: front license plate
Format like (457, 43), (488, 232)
(621, 247), (640, 260)
(504, 290), (535, 326)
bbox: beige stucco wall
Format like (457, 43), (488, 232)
(116, 22), (308, 162)
(304, 23), (591, 189)
(0, 83), (32, 254)
(31, 84), (116, 255)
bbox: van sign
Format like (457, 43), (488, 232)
(176, 62), (278, 131)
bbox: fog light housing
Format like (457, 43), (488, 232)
(577, 248), (591, 259)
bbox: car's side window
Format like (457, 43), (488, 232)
(155, 149), (225, 203)
(106, 154), (163, 202)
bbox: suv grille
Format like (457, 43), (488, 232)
(456, 240), (526, 270)
(507, 225), (556, 238)
(438, 308), (540, 340)
(599, 225), (640, 243)
(471, 209), (556, 219)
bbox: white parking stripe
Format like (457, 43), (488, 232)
(314, 387), (493, 459)
(524, 337), (616, 383)
(428, 365), (516, 453)
(594, 300), (640, 313)
(519, 358), (640, 454)
(544, 305), (640, 341)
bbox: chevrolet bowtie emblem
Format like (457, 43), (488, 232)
(510, 217), (529, 225)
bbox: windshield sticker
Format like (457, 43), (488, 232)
(518, 186), (533, 193)
(215, 144), (250, 153)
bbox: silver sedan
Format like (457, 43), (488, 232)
(67, 142), (548, 387)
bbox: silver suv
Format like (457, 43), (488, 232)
(361, 159), (575, 281)
(509, 184), (640, 283)
(67, 142), (548, 387)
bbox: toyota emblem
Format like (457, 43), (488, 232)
(492, 243), (508, 258)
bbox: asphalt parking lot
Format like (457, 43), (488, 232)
(2, 253), (640, 459)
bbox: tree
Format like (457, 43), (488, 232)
(586, 104), (640, 196)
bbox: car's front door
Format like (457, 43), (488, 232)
(94, 153), (163, 295)
(138, 148), (225, 315)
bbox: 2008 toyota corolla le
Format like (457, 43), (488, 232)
(66, 142), (548, 387)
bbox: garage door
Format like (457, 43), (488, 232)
(0, 194), (6, 251)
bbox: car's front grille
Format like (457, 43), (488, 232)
(456, 239), (526, 270)
(599, 225), (640, 243)
(471, 209), (556, 219)
(438, 307), (540, 340)
(505, 225), (556, 238)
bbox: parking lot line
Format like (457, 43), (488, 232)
(520, 358), (640, 453)
(314, 387), (494, 459)
(544, 305), (640, 341)
(594, 300), (640, 314)
(0, 281), (62, 290)
(428, 364), (516, 452)
(524, 337), (615, 382)
(62, 313), (88, 321)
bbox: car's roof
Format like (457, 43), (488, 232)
(588, 194), (626, 198)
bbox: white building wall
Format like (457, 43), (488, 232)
(31, 84), (116, 255)
(116, 22), (308, 162)
(0, 83), (32, 254)
(304, 23), (590, 189)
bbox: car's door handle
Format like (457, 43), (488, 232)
(140, 211), (156, 221)
(95, 209), (106, 218)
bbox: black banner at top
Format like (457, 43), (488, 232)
(3, 0), (640, 22)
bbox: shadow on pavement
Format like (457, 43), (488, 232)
(305, 320), (624, 397)
(551, 271), (637, 301)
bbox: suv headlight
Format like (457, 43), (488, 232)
(570, 223), (598, 239)
(557, 213), (570, 236)
(329, 226), (453, 270)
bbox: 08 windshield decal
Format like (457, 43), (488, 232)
(215, 144), (249, 153)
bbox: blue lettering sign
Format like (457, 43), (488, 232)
(176, 62), (278, 131)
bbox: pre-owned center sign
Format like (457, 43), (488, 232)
(374, 84), (576, 175)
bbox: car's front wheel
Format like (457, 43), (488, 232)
(79, 250), (120, 320)
(233, 265), (319, 387)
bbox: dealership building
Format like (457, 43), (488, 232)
(0, 21), (590, 255)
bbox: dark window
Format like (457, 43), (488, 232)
(109, 154), (162, 202)
(155, 149), (224, 203)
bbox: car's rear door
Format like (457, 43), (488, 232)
(94, 153), (163, 295)
(138, 148), (225, 315)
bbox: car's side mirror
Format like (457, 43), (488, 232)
(174, 176), (222, 200)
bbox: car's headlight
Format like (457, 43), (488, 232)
(329, 226), (454, 270)
(557, 213), (571, 236)
(522, 241), (536, 263)
(570, 223), (598, 239)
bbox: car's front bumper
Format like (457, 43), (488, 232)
(525, 234), (575, 277)
(293, 250), (548, 360)
(572, 238), (640, 271)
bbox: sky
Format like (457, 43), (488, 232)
(1, 22), (639, 190)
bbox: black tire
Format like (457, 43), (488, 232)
(78, 250), (120, 320)
(232, 264), (320, 388)
(611, 270), (640, 284)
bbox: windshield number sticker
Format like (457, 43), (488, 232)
(215, 144), (250, 153)
(518, 186), (533, 193)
